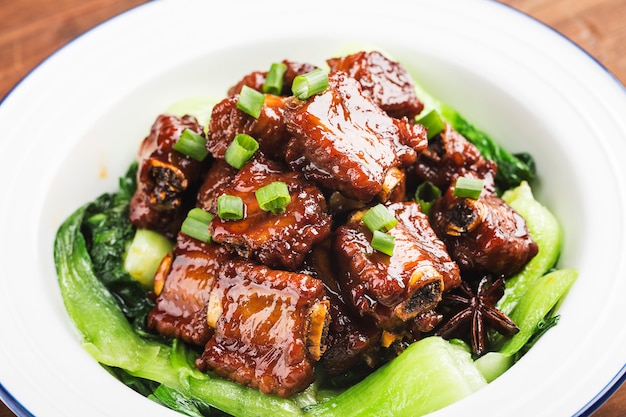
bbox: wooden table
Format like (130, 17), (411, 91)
(0, 0), (624, 416)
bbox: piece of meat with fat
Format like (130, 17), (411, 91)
(327, 50), (424, 119)
(196, 259), (330, 398)
(129, 114), (210, 238)
(333, 202), (459, 331)
(147, 233), (233, 347)
(285, 71), (428, 202)
(430, 186), (538, 277)
(199, 152), (332, 271)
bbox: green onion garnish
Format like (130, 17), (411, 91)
(217, 195), (245, 220)
(224, 133), (259, 169)
(292, 68), (329, 100)
(414, 181), (442, 216)
(180, 208), (214, 242)
(362, 204), (398, 233)
(416, 110), (445, 140)
(263, 62), (288, 95)
(371, 230), (395, 256)
(453, 177), (485, 199)
(237, 85), (265, 118)
(172, 129), (209, 161)
(255, 181), (291, 214)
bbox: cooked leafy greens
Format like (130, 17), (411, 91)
(80, 162), (155, 334)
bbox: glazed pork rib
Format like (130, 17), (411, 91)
(284, 71), (428, 203)
(326, 50), (424, 119)
(430, 186), (538, 277)
(196, 259), (330, 398)
(413, 122), (498, 193)
(149, 234), (330, 398)
(147, 233), (233, 346)
(129, 114), (210, 238)
(198, 152), (332, 271)
(206, 94), (292, 161)
(333, 202), (460, 331)
(414, 122), (537, 276)
(207, 60), (319, 161)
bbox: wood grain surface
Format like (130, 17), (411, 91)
(0, 1), (624, 416)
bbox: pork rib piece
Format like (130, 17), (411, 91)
(198, 152), (332, 271)
(334, 202), (459, 331)
(285, 71), (428, 203)
(196, 259), (330, 398)
(413, 122), (498, 193)
(206, 94), (292, 161)
(149, 233), (330, 398)
(430, 187), (538, 277)
(129, 114), (209, 238)
(147, 233), (233, 346)
(327, 50), (424, 119)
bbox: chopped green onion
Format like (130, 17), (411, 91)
(453, 177), (485, 199)
(217, 195), (245, 220)
(371, 230), (395, 256)
(416, 110), (445, 140)
(224, 133), (259, 169)
(172, 129), (209, 161)
(255, 181), (291, 214)
(362, 204), (398, 233)
(237, 85), (265, 118)
(292, 68), (329, 100)
(180, 208), (214, 242)
(414, 181), (442, 216)
(263, 62), (288, 95)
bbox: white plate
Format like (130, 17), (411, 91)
(1, 0), (625, 416)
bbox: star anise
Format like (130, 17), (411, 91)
(435, 276), (519, 356)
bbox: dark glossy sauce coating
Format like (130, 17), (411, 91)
(129, 114), (209, 237)
(195, 158), (239, 211)
(147, 233), (233, 346)
(206, 95), (291, 161)
(413, 123), (498, 193)
(196, 259), (329, 398)
(285, 71), (428, 202)
(333, 202), (458, 331)
(431, 187), (538, 277)
(327, 50), (424, 119)
(199, 153), (332, 271)
(392, 202), (462, 291)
